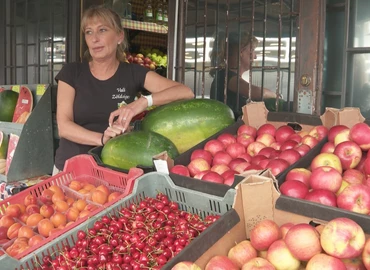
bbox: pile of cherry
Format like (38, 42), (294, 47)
(34, 193), (220, 270)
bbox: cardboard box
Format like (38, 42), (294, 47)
(195, 169), (370, 268)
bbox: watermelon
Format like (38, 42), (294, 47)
(12, 86), (33, 123)
(141, 99), (235, 153)
(0, 131), (8, 159)
(0, 90), (19, 122)
(101, 130), (179, 170)
(5, 133), (19, 175)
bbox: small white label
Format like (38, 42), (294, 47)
(21, 99), (29, 104)
(153, 159), (169, 174)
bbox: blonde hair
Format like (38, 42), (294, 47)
(210, 31), (258, 77)
(81, 5), (128, 62)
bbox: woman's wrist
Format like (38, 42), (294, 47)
(101, 133), (105, 146)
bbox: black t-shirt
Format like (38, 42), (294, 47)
(54, 61), (149, 170)
(210, 69), (248, 119)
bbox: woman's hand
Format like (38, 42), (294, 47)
(101, 122), (125, 145)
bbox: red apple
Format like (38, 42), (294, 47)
(342, 168), (365, 185)
(170, 165), (190, 177)
(250, 219), (281, 251)
(337, 184), (370, 214)
(256, 124), (276, 137)
(269, 149), (281, 159)
(250, 155), (268, 166)
(222, 170), (237, 186)
(275, 125), (295, 143)
(204, 139), (225, 156)
(349, 123), (370, 151)
(334, 129), (351, 146)
(321, 142), (335, 154)
(334, 141), (362, 170)
(294, 143), (311, 156)
(258, 159), (270, 169)
(247, 142), (266, 157)
(287, 133), (302, 144)
(363, 157), (370, 177)
(256, 134), (275, 147)
(211, 164), (230, 175)
(310, 166), (342, 193)
(202, 171), (224, 184)
(266, 239), (301, 270)
(226, 142), (246, 159)
(246, 164), (263, 171)
(234, 162), (252, 174)
(257, 147), (275, 158)
(187, 158), (211, 177)
(328, 125), (349, 143)
(193, 170), (209, 180)
(308, 125), (329, 141)
(212, 151), (232, 166)
(285, 167), (311, 187)
(237, 124), (257, 138)
(172, 261), (201, 270)
(229, 158), (248, 171)
(280, 180), (309, 199)
(310, 153), (343, 174)
(190, 149), (213, 166)
(270, 142), (281, 150)
(355, 153), (367, 172)
(306, 253), (346, 270)
(280, 140), (299, 151)
(265, 159), (290, 176)
(278, 149), (301, 165)
(205, 255), (239, 270)
(227, 240), (257, 268)
(320, 217), (365, 259)
(238, 153), (252, 163)
(341, 257), (366, 270)
(217, 133), (236, 147)
(236, 133), (255, 148)
(362, 238), (370, 270)
(285, 223), (322, 261)
(241, 257), (275, 270)
(301, 135), (319, 148)
(304, 189), (338, 207)
(279, 222), (294, 239)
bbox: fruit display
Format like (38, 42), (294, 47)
(125, 48), (168, 70)
(141, 99), (235, 154)
(101, 130), (179, 171)
(203, 217), (368, 269)
(33, 193), (220, 270)
(170, 122), (327, 186)
(280, 122), (370, 215)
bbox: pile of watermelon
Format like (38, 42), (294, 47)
(0, 86), (33, 124)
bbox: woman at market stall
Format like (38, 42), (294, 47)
(209, 30), (277, 119)
(53, 5), (194, 174)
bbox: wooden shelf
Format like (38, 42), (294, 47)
(121, 19), (168, 34)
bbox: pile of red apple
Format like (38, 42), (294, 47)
(280, 122), (370, 215)
(170, 123), (328, 186)
(198, 217), (369, 270)
(125, 52), (156, 70)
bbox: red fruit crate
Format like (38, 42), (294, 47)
(0, 154), (143, 261)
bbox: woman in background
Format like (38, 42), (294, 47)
(209, 31), (276, 119)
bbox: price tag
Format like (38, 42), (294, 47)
(36, 84), (46, 96)
(12, 85), (20, 93)
(153, 159), (169, 174)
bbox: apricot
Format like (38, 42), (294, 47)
(5, 205), (21, 218)
(48, 228), (61, 237)
(18, 225), (35, 238)
(72, 199), (87, 212)
(65, 221), (74, 227)
(24, 194), (37, 206)
(26, 213), (44, 227)
(37, 219), (55, 237)
(50, 212), (67, 228)
(28, 235), (44, 247)
(91, 190), (108, 205)
(19, 213), (29, 224)
(108, 192), (121, 202)
(78, 210), (91, 219)
(65, 197), (75, 207)
(0, 215), (15, 228)
(84, 204), (98, 212)
(15, 204), (26, 214)
(96, 185), (110, 196)
(7, 223), (22, 239)
(68, 180), (82, 191)
(54, 200), (69, 213)
(48, 185), (64, 196)
(14, 237), (29, 245)
(40, 204), (55, 218)
(66, 207), (79, 222)
(51, 192), (65, 204)
(82, 183), (96, 191)
(39, 189), (54, 205)
(26, 204), (40, 215)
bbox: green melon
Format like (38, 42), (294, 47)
(0, 90), (19, 122)
(0, 131), (8, 159)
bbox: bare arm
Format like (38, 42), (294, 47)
(57, 81), (122, 146)
(109, 71), (194, 130)
(228, 76), (277, 100)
